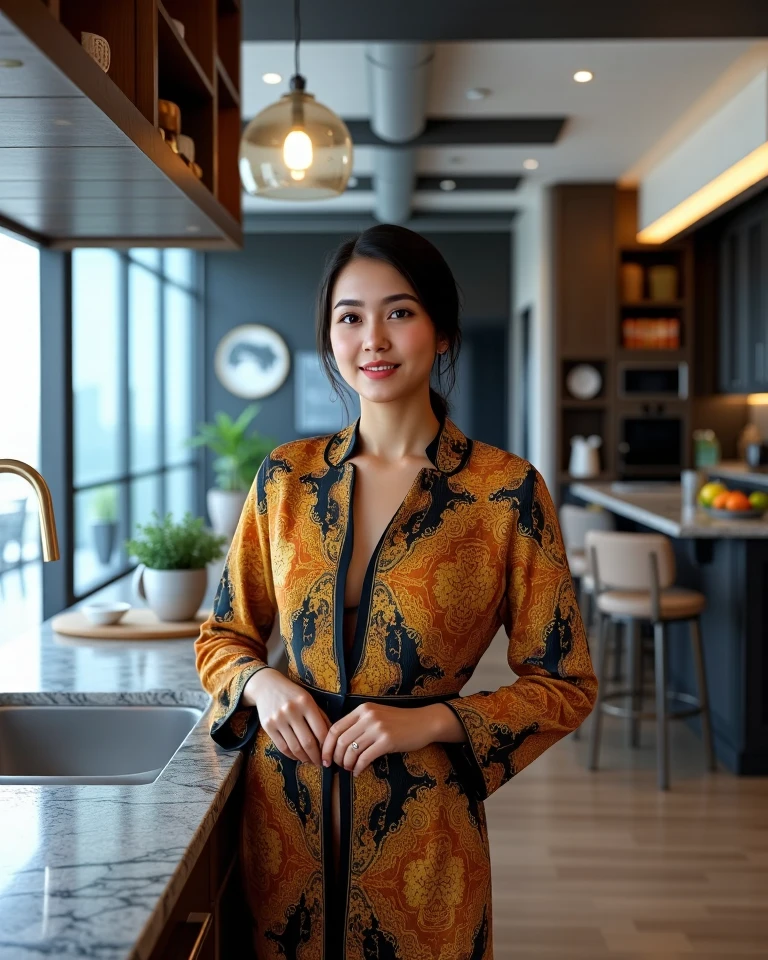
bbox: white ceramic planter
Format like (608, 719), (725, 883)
(207, 488), (248, 540)
(131, 564), (208, 622)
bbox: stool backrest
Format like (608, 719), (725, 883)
(584, 530), (676, 592)
(559, 504), (616, 552)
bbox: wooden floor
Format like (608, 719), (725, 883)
(464, 626), (768, 959)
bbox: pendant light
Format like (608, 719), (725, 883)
(239, 0), (353, 200)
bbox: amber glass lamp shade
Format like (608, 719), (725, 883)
(239, 79), (354, 200)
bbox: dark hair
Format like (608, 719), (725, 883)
(315, 223), (463, 424)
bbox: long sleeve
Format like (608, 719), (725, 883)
(195, 455), (276, 752)
(443, 463), (597, 802)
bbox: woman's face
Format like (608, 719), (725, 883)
(329, 257), (448, 404)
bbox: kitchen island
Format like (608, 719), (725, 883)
(0, 570), (283, 960)
(568, 481), (768, 775)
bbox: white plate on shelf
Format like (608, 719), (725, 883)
(565, 363), (602, 400)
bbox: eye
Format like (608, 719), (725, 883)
(390, 308), (412, 319)
(338, 313), (359, 324)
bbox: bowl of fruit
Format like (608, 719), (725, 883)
(697, 481), (768, 519)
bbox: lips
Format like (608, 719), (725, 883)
(360, 363), (400, 370)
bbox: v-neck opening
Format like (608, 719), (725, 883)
(339, 462), (433, 690)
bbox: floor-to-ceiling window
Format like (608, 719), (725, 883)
(72, 248), (201, 598)
(0, 232), (42, 633)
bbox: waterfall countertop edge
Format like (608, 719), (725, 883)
(0, 566), (283, 960)
(569, 480), (768, 539)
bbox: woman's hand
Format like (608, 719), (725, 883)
(321, 702), (466, 777)
(242, 668), (331, 766)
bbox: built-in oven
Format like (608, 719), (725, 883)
(618, 405), (685, 480)
(618, 361), (688, 399)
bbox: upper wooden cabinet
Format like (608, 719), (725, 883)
(553, 184), (617, 358)
(0, 0), (242, 248)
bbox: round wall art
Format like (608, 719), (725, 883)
(214, 324), (291, 399)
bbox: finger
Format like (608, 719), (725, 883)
(322, 712), (356, 766)
(351, 742), (384, 777)
(305, 707), (331, 756)
(280, 724), (312, 764)
(334, 719), (367, 768)
(291, 716), (323, 766)
(343, 732), (372, 772)
(268, 727), (297, 761)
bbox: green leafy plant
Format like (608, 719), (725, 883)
(125, 511), (227, 570)
(185, 403), (275, 491)
(90, 485), (118, 523)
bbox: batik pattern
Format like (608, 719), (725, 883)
(195, 415), (597, 958)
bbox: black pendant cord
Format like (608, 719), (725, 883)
(294, 0), (301, 78)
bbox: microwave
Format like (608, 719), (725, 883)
(618, 411), (685, 480)
(618, 361), (688, 399)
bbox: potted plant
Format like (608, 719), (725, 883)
(90, 485), (118, 565)
(185, 402), (275, 539)
(125, 511), (227, 622)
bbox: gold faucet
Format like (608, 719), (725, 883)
(0, 459), (60, 561)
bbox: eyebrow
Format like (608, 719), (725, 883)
(333, 293), (420, 309)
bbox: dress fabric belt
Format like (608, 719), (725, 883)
(292, 680), (460, 958)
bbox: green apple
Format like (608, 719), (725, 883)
(748, 490), (768, 511)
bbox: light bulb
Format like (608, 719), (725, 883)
(283, 129), (313, 171)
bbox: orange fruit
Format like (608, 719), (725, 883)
(725, 491), (752, 512)
(712, 491), (730, 509)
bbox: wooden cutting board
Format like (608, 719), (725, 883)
(51, 607), (210, 640)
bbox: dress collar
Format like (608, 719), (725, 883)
(323, 413), (472, 476)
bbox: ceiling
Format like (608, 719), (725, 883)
(241, 39), (768, 219)
(244, 1), (768, 41)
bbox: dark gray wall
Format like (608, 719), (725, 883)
(203, 230), (509, 488)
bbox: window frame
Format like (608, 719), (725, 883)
(42, 248), (206, 614)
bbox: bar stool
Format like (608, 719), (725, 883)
(585, 529), (717, 790)
(559, 504), (615, 633)
(559, 504), (617, 742)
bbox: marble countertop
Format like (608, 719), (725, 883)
(0, 567), (283, 960)
(569, 482), (768, 538)
(706, 460), (768, 488)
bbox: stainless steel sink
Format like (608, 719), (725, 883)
(0, 704), (203, 785)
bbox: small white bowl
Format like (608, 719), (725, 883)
(82, 601), (131, 626)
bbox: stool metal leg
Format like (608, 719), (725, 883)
(626, 618), (642, 748)
(690, 617), (717, 772)
(654, 620), (670, 790)
(588, 613), (612, 771)
(572, 582), (591, 742)
(610, 623), (623, 682)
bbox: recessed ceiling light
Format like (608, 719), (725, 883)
(439, 179), (457, 192)
(53, 119), (72, 126)
(186, 225), (201, 233)
(0, 58), (23, 68)
(262, 72), (282, 85)
(573, 70), (593, 83)
(347, 176), (359, 188)
(465, 87), (491, 101)
(523, 158), (539, 170)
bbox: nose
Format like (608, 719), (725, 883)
(361, 318), (390, 353)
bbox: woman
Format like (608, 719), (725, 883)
(195, 224), (598, 959)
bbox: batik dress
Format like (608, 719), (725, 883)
(195, 414), (598, 960)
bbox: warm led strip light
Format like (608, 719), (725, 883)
(637, 140), (768, 244)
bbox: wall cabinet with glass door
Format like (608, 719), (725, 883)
(719, 201), (768, 394)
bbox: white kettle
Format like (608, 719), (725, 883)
(568, 434), (602, 478)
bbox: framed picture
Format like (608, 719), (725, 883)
(294, 351), (359, 433)
(214, 324), (290, 399)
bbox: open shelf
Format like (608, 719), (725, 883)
(157, 1), (214, 103)
(0, 0), (242, 246)
(621, 300), (684, 310)
(216, 56), (239, 109)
